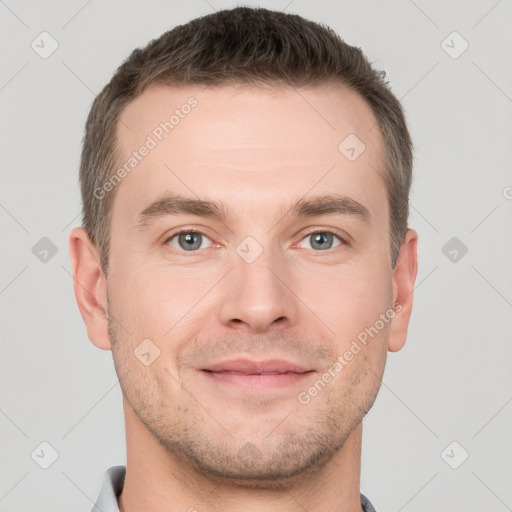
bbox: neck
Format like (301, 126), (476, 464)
(118, 397), (364, 512)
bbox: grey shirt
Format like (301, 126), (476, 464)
(91, 465), (378, 512)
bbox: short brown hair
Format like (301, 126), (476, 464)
(79, 6), (413, 273)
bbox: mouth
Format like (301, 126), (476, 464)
(200, 358), (315, 390)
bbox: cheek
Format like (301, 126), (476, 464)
(296, 262), (392, 346)
(109, 262), (223, 353)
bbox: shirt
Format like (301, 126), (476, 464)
(91, 465), (378, 512)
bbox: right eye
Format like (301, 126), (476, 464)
(165, 230), (214, 252)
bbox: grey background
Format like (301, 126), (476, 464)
(1, 0), (511, 510)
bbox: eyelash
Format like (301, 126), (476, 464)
(164, 228), (348, 255)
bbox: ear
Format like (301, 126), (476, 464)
(388, 229), (419, 352)
(69, 227), (111, 350)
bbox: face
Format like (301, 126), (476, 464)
(102, 83), (405, 482)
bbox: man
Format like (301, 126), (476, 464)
(70, 6), (418, 512)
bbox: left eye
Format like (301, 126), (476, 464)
(297, 231), (343, 251)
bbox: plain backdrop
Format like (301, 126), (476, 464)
(1, 1), (511, 511)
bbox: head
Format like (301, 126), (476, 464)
(70, 7), (418, 485)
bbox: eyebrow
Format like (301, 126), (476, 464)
(135, 193), (371, 228)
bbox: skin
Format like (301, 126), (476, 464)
(70, 83), (418, 512)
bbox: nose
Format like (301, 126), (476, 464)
(217, 243), (300, 333)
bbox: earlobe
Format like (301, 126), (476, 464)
(388, 229), (419, 353)
(69, 227), (112, 350)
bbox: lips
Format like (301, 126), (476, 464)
(200, 358), (314, 391)
(202, 358), (311, 375)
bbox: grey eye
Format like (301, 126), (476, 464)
(168, 232), (211, 251)
(299, 232), (342, 251)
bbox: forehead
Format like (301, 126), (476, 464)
(112, 83), (387, 227)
